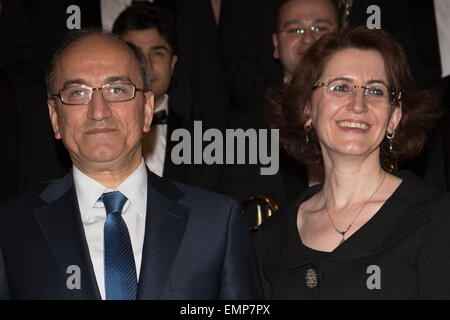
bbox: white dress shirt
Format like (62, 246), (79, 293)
(434, 0), (450, 78)
(143, 94), (169, 177)
(101, 0), (154, 32)
(73, 160), (148, 300)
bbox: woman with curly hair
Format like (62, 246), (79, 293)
(256, 26), (450, 299)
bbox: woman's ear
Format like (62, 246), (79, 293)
(304, 103), (313, 126)
(388, 103), (403, 133)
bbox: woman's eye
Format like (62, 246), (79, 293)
(330, 84), (349, 92)
(367, 88), (384, 96)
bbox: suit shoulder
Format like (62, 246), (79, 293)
(0, 182), (50, 210)
(173, 180), (239, 208)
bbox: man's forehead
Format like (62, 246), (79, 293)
(55, 35), (140, 84)
(123, 28), (172, 51)
(60, 34), (132, 61)
(282, 18), (335, 26)
(279, 0), (337, 23)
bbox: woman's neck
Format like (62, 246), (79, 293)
(321, 154), (387, 209)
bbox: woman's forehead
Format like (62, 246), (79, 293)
(321, 48), (387, 81)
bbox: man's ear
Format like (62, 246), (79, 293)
(273, 33), (280, 60)
(48, 99), (62, 139)
(170, 54), (178, 75)
(143, 91), (154, 133)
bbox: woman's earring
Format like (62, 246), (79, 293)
(386, 130), (395, 151)
(304, 123), (312, 144)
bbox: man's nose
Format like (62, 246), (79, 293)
(146, 56), (154, 72)
(300, 29), (315, 45)
(87, 89), (112, 121)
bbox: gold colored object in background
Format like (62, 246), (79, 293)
(338, 0), (353, 27)
(241, 195), (279, 231)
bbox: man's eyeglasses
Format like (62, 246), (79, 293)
(278, 26), (333, 38)
(52, 83), (144, 105)
(313, 79), (401, 105)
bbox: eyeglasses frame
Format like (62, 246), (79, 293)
(313, 81), (401, 105)
(52, 83), (145, 105)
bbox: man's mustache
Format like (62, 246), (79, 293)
(83, 119), (120, 132)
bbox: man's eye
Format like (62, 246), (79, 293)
(287, 28), (304, 34)
(152, 51), (165, 57)
(109, 86), (127, 95)
(314, 27), (331, 33)
(67, 88), (87, 97)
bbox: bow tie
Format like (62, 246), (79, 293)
(152, 110), (168, 126)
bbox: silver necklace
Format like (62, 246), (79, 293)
(324, 172), (387, 245)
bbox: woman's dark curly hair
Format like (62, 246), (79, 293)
(267, 26), (438, 166)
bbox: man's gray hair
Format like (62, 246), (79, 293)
(45, 27), (151, 99)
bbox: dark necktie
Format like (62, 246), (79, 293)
(101, 191), (137, 300)
(152, 110), (168, 126)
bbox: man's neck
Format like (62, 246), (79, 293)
(72, 154), (143, 189)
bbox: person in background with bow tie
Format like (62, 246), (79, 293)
(0, 27), (262, 300)
(112, 2), (223, 191)
(113, 3), (176, 178)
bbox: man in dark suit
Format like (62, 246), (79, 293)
(112, 2), (222, 192)
(0, 28), (261, 300)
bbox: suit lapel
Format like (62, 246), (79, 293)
(35, 173), (101, 300)
(163, 107), (190, 183)
(137, 171), (190, 299)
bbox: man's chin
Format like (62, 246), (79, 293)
(80, 149), (122, 165)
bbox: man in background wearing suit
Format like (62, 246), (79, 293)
(112, 2), (222, 191)
(218, 0), (339, 214)
(0, 28), (261, 300)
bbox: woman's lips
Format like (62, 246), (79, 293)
(336, 120), (371, 132)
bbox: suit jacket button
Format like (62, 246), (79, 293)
(305, 268), (318, 288)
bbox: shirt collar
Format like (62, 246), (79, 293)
(154, 94), (169, 114)
(73, 159), (148, 220)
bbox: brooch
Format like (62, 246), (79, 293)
(305, 268), (318, 288)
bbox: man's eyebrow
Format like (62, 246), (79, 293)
(283, 19), (334, 27)
(104, 76), (133, 84)
(312, 19), (334, 25)
(61, 76), (133, 89)
(62, 79), (88, 87)
(150, 45), (170, 52)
